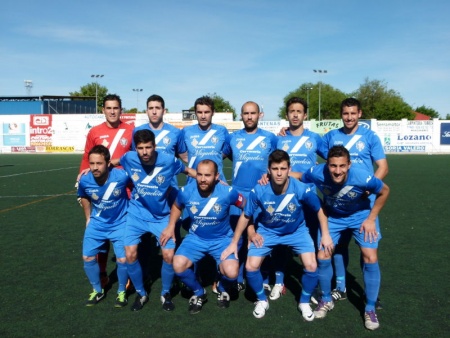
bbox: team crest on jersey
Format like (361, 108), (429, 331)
(113, 188), (122, 197)
(236, 140), (243, 149)
(305, 140), (313, 151)
(266, 205), (275, 215)
(91, 192), (99, 200)
(356, 141), (365, 151)
(132, 172), (140, 182)
(282, 143), (290, 152)
(191, 137), (199, 147)
(211, 135), (219, 145)
(287, 202), (296, 213)
(213, 203), (222, 214)
(101, 139), (109, 147)
(156, 175), (165, 185)
(259, 140), (267, 149)
(120, 137), (128, 146)
(190, 205), (198, 214)
(163, 136), (171, 146)
(347, 191), (357, 199)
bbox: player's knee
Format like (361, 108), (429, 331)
(125, 247), (138, 263)
(83, 255), (95, 262)
(245, 261), (259, 272)
(162, 250), (174, 264)
(172, 256), (188, 274)
(221, 261), (239, 279)
(361, 249), (378, 263)
(116, 257), (126, 264)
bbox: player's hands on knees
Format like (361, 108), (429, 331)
(258, 173), (269, 186)
(319, 234), (334, 257)
(160, 227), (175, 247)
(360, 219), (378, 243)
(221, 243), (238, 261)
(249, 232), (264, 248)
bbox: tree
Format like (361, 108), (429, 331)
(70, 82), (108, 113)
(351, 78), (414, 120)
(278, 83), (346, 120)
(190, 92), (236, 120)
(414, 105), (440, 119)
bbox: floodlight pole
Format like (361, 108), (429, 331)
(313, 69), (327, 120)
(91, 74), (104, 113)
(132, 88), (143, 112)
(305, 86), (313, 119)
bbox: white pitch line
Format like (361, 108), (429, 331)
(0, 166), (78, 178)
(0, 193), (76, 198)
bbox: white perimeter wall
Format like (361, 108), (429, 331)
(1, 114), (450, 154)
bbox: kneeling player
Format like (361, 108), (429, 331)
(222, 149), (333, 320)
(160, 159), (245, 314)
(78, 145), (130, 307)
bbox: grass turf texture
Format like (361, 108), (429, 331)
(0, 154), (449, 337)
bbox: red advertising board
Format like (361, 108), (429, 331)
(30, 115), (53, 146)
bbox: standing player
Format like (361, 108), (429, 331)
(78, 94), (133, 288)
(177, 95), (230, 183)
(270, 97), (326, 300)
(301, 145), (389, 330)
(78, 145), (130, 307)
(160, 160), (245, 314)
(221, 150), (333, 320)
(223, 101), (277, 292)
(320, 98), (388, 305)
(132, 94), (181, 157)
(131, 94), (182, 281)
(114, 129), (196, 312)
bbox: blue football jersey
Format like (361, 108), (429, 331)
(302, 164), (384, 218)
(277, 129), (325, 173)
(177, 123), (230, 182)
(225, 128), (277, 193)
(245, 178), (321, 235)
(177, 181), (243, 239)
(132, 123), (181, 155)
(321, 126), (385, 174)
(78, 168), (129, 225)
(120, 151), (185, 220)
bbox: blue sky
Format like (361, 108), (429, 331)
(1, 0), (449, 119)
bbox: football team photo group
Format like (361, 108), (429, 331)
(77, 93), (390, 331)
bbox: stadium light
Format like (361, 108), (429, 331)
(313, 69), (327, 120)
(132, 88), (143, 112)
(304, 86), (313, 119)
(91, 74), (104, 113)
